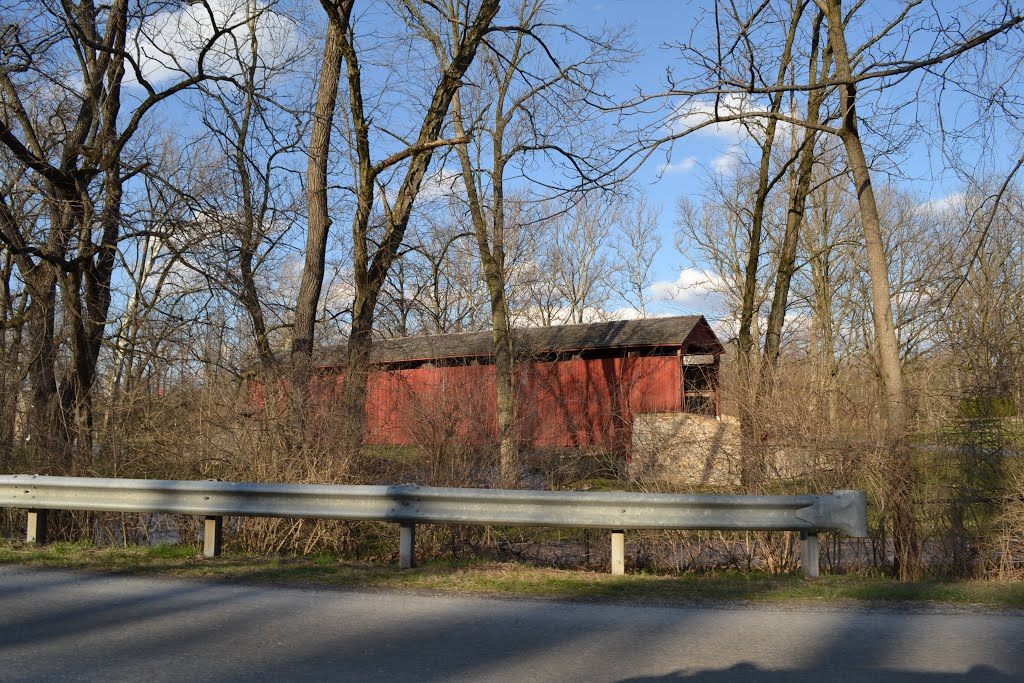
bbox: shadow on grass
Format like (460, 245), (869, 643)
(3, 541), (1024, 609)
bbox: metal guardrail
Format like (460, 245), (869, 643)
(0, 474), (868, 578)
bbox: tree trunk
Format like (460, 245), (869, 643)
(0, 254), (27, 463)
(292, 15), (345, 387)
(819, 0), (918, 579)
(24, 265), (62, 468)
(332, 0), (500, 458)
(451, 70), (520, 486)
(735, 3), (806, 490)
(338, 283), (376, 455)
(236, 99), (275, 368)
(761, 14), (828, 376)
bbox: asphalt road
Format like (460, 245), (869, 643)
(2, 566), (1022, 682)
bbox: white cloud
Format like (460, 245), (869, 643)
(417, 168), (464, 202)
(127, 0), (301, 86)
(669, 94), (755, 142)
(668, 95), (797, 151)
(712, 145), (743, 175)
(649, 268), (729, 317)
(663, 95), (800, 181)
(380, 167), (463, 210)
(658, 156), (698, 174)
(920, 192), (966, 215)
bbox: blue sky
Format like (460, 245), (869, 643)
(551, 0), (743, 318)
(123, 0), (1020, 328)
(546, 0), (1021, 323)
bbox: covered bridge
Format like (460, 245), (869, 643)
(313, 315), (724, 453)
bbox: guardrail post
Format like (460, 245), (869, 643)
(26, 509), (48, 545)
(399, 521), (416, 569)
(800, 531), (819, 578)
(203, 516), (223, 558)
(610, 530), (625, 575)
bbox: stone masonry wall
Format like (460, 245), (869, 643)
(629, 413), (742, 486)
(629, 413), (826, 486)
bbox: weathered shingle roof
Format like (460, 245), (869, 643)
(315, 315), (721, 367)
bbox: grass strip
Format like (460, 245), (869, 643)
(2, 540), (1022, 609)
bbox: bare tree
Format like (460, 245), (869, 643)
(378, 205), (488, 337)
(793, 147), (859, 428)
(760, 10), (832, 372)
(613, 196), (661, 318)
(674, 173), (772, 339)
(646, 0), (1022, 578)
(0, 0), (251, 464)
(289, 0), (500, 454)
(0, 209), (29, 462)
(811, 0), (922, 577)
(548, 197), (619, 324)
(406, 0), (626, 484)
(186, 0), (310, 370)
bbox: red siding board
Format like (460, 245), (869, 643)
(360, 355), (681, 451)
(248, 355), (683, 452)
(246, 318), (722, 455)
(363, 364), (497, 446)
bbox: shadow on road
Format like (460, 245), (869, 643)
(620, 663), (1015, 682)
(2, 566), (1022, 681)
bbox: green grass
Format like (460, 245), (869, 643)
(2, 540), (1022, 609)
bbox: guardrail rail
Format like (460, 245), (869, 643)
(0, 474), (868, 577)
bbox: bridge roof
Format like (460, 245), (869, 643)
(314, 315), (723, 367)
